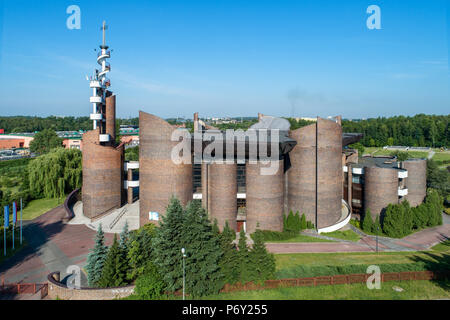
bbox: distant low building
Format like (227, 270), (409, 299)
(62, 138), (82, 150)
(0, 138), (25, 149)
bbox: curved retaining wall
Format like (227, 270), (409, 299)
(63, 188), (80, 223)
(364, 167), (399, 218)
(246, 160), (284, 233)
(403, 159), (426, 207)
(139, 111), (193, 227)
(47, 272), (134, 300)
(202, 162), (237, 231)
(288, 118), (343, 229)
(82, 129), (124, 219)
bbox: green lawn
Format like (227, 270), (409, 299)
(432, 152), (450, 164)
(372, 149), (428, 158)
(431, 240), (450, 253)
(266, 234), (335, 243)
(21, 197), (65, 220)
(274, 251), (448, 270)
(322, 230), (361, 242)
(201, 280), (450, 300)
(362, 148), (429, 159)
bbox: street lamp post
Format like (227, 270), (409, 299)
(181, 248), (186, 300)
(376, 226), (379, 253)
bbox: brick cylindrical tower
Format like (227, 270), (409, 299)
(105, 94), (116, 143)
(202, 162), (237, 231)
(288, 123), (316, 223)
(246, 160), (284, 233)
(403, 159), (427, 207)
(364, 167), (399, 218)
(82, 129), (123, 219)
(316, 117), (343, 228)
(288, 117), (343, 229)
(139, 111), (193, 227)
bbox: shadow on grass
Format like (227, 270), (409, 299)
(410, 235), (450, 292)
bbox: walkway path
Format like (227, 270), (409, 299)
(266, 213), (450, 254)
(0, 206), (113, 287)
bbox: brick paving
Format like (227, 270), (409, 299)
(0, 205), (113, 286)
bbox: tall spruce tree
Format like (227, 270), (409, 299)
(151, 197), (186, 292)
(98, 235), (128, 288)
(119, 221), (130, 252)
(86, 224), (108, 287)
(127, 224), (156, 281)
(249, 230), (276, 282)
(237, 228), (252, 283)
(182, 200), (224, 297)
(218, 221), (239, 285)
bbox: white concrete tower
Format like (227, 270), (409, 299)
(89, 21), (112, 143)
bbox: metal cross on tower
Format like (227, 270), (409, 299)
(101, 21), (108, 47)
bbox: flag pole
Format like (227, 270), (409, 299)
(20, 198), (23, 245)
(3, 206), (7, 257)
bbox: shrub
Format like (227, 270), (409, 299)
(255, 230), (297, 242)
(300, 213), (307, 230)
(362, 210), (373, 233)
(134, 263), (165, 300)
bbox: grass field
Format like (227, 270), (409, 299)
(322, 230), (361, 242)
(266, 234), (335, 243)
(275, 251), (448, 270)
(21, 197), (64, 220)
(362, 147), (429, 159)
(201, 280), (450, 300)
(431, 240), (450, 253)
(432, 152), (450, 165)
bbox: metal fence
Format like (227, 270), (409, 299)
(221, 271), (448, 293)
(0, 281), (48, 299)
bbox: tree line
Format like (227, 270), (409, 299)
(0, 116), (138, 134)
(359, 189), (443, 238)
(341, 114), (449, 148)
(1, 114), (448, 148)
(86, 197), (276, 299)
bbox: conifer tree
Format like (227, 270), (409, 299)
(294, 211), (301, 232)
(249, 230), (276, 282)
(98, 235), (128, 287)
(218, 221), (239, 285)
(151, 197), (186, 292)
(362, 209), (373, 233)
(237, 228), (252, 283)
(119, 220), (130, 252)
(400, 200), (413, 235)
(382, 204), (404, 238)
(300, 213), (307, 230)
(86, 224), (108, 287)
(127, 224), (156, 281)
(182, 200), (224, 297)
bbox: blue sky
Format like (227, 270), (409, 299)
(0, 0), (448, 119)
